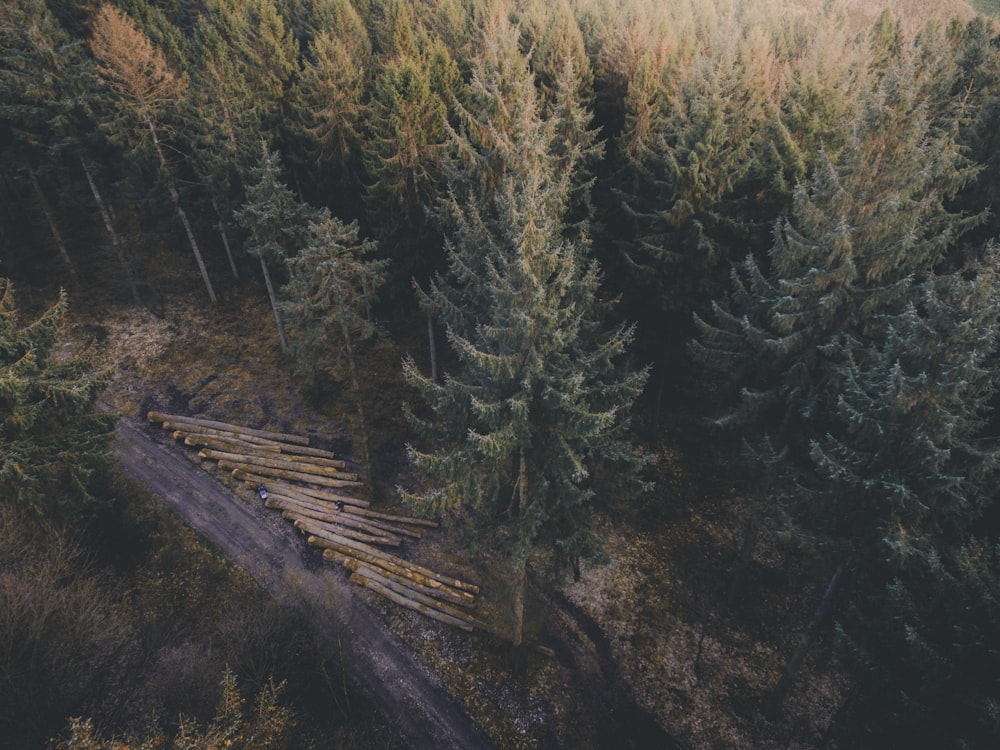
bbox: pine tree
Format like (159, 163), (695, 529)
(831, 539), (1000, 750)
(89, 3), (217, 302)
(692, 44), (990, 714)
(0, 281), (115, 519)
(235, 143), (318, 353)
(403, 17), (648, 648)
(281, 212), (388, 473)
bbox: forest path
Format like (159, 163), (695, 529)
(113, 416), (494, 750)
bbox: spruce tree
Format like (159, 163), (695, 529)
(236, 143), (318, 353)
(0, 281), (115, 519)
(281, 212), (388, 473)
(403, 17), (648, 648)
(692, 43), (991, 713)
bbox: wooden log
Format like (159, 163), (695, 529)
(348, 572), (474, 631)
(148, 411), (310, 445)
(326, 553), (474, 609)
(311, 535), (479, 595)
(291, 484), (371, 503)
(271, 443), (344, 461)
(269, 452), (349, 470)
(343, 506), (438, 529)
(220, 460), (364, 489)
(235, 473), (369, 508)
(294, 518), (401, 548)
(179, 432), (283, 454)
(286, 513), (400, 546)
(267, 495), (421, 539)
(318, 545), (475, 603)
(350, 565), (475, 623)
(270, 498), (408, 540)
(164, 422), (285, 447)
(201, 449), (358, 480)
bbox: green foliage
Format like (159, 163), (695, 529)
(0, 281), (115, 518)
(404, 17), (649, 590)
(281, 211), (389, 386)
(236, 143), (317, 266)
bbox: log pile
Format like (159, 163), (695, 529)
(147, 411), (480, 629)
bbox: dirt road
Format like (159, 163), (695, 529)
(114, 417), (493, 750)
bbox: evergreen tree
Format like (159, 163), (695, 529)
(281, 212), (388, 473)
(235, 143), (318, 353)
(0, 280), (115, 519)
(831, 539), (1000, 750)
(290, 5), (370, 189)
(89, 3), (217, 302)
(403, 17), (648, 649)
(692, 45), (990, 713)
(361, 53), (447, 255)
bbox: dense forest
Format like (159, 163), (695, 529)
(4, 0), (1000, 748)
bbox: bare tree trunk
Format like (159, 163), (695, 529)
(27, 165), (77, 284)
(340, 320), (371, 486)
(80, 157), (140, 305)
(146, 111), (216, 302)
(259, 257), (287, 352)
(427, 312), (438, 382)
(511, 449), (528, 649)
(764, 564), (845, 718)
(169, 181), (216, 303)
(212, 197), (239, 280)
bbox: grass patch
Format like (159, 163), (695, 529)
(968, 0), (1000, 16)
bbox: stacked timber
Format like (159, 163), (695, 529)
(147, 411), (480, 629)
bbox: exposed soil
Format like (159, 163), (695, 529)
(67, 285), (849, 750)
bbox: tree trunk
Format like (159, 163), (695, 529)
(80, 157), (140, 305)
(145, 110), (216, 303)
(260, 257), (287, 352)
(340, 320), (371, 482)
(511, 449), (528, 648)
(427, 312), (438, 382)
(27, 165), (77, 284)
(169, 180), (216, 303)
(764, 564), (845, 718)
(212, 197), (239, 280)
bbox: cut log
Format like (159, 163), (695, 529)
(350, 565), (476, 623)
(233, 471), (369, 507)
(294, 518), (401, 548)
(200, 449), (358, 480)
(163, 422), (284, 447)
(148, 411), (310, 445)
(268, 452), (349, 470)
(272, 500), (407, 541)
(287, 513), (400, 546)
(271, 443), (344, 461)
(179, 432), (282, 454)
(311, 535), (479, 595)
(291, 484), (370, 503)
(348, 572), (474, 631)
(318, 545), (476, 603)
(267, 495), (422, 538)
(327, 553), (474, 609)
(220, 460), (364, 489)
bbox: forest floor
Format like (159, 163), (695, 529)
(63, 280), (850, 750)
